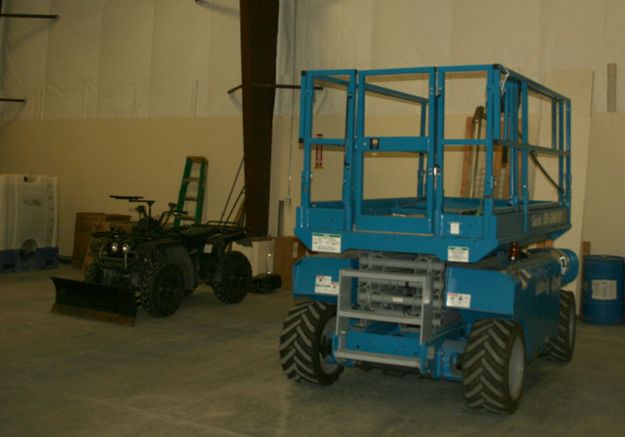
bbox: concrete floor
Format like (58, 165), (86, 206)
(1, 265), (625, 436)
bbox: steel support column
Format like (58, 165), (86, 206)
(239, 0), (279, 237)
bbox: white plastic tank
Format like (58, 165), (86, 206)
(0, 174), (58, 253)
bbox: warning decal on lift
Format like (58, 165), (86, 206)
(448, 246), (469, 263)
(312, 233), (341, 253)
(315, 275), (339, 295)
(446, 292), (471, 309)
(449, 222), (460, 235)
(591, 280), (617, 301)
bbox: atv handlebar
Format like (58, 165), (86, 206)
(110, 195), (144, 201)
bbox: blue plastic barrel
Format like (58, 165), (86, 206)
(582, 255), (624, 325)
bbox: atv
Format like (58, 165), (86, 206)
(52, 195), (253, 325)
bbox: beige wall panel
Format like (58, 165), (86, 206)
(582, 113), (625, 257)
(0, 117), (244, 256)
(96, 0), (154, 118)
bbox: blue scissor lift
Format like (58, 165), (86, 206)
(279, 65), (578, 413)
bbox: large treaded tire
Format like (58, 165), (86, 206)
(140, 261), (185, 317)
(84, 263), (103, 283)
(548, 290), (576, 361)
(212, 251), (252, 304)
(279, 301), (343, 385)
(462, 319), (526, 413)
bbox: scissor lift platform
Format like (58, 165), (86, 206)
(296, 64), (571, 262)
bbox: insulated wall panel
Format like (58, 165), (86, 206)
(540, 0), (608, 113)
(295, 0), (373, 72)
(149, 0), (213, 118)
(371, 0), (452, 69)
(44, 0), (105, 119)
(451, 0), (541, 72)
(204, 0), (241, 117)
(1, 0), (52, 119)
(96, 0), (154, 118)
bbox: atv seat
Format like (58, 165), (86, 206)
(180, 225), (218, 238)
(179, 225), (219, 245)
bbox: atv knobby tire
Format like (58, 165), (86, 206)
(279, 301), (343, 385)
(548, 290), (576, 361)
(462, 319), (526, 413)
(140, 261), (185, 317)
(212, 251), (252, 304)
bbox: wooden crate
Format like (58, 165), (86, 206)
(274, 236), (307, 291)
(72, 213), (131, 268)
(81, 221), (136, 271)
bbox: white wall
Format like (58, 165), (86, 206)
(3, 0), (625, 119)
(4, 1), (623, 120)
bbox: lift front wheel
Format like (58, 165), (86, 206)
(279, 301), (343, 385)
(462, 319), (526, 413)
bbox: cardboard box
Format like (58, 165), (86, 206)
(274, 236), (307, 291)
(72, 213), (131, 268)
(81, 221), (136, 270)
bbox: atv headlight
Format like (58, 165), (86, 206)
(121, 244), (130, 254)
(110, 242), (119, 253)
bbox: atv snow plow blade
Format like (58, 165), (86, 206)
(51, 277), (138, 326)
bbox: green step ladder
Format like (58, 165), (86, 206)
(174, 156), (208, 228)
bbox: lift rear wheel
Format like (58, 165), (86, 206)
(548, 290), (576, 361)
(279, 301), (343, 385)
(462, 319), (526, 413)
(140, 262), (185, 317)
